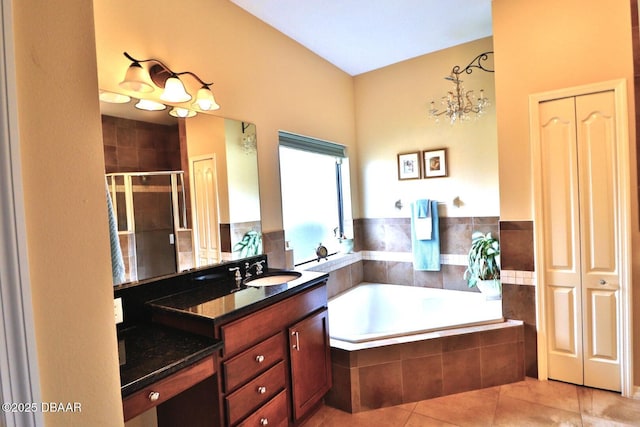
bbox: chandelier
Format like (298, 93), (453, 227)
(241, 122), (257, 154)
(429, 52), (494, 124)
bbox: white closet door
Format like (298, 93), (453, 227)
(575, 92), (620, 391)
(537, 91), (620, 392)
(538, 96), (584, 385)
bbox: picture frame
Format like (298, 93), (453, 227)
(397, 152), (421, 180)
(423, 148), (447, 178)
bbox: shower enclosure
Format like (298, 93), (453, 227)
(106, 171), (193, 283)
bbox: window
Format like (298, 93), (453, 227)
(279, 131), (352, 266)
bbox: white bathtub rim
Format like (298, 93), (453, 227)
(330, 319), (520, 352)
(328, 282), (505, 348)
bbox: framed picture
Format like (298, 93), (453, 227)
(423, 148), (447, 178)
(397, 152), (421, 180)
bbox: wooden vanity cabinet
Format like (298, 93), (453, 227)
(289, 308), (331, 420)
(218, 282), (331, 426)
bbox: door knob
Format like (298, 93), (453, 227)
(599, 279), (607, 285)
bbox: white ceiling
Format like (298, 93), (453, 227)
(230, 0), (493, 76)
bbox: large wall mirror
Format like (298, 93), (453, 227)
(101, 94), (261, 287)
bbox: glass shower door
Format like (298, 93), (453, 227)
(131, 174), (177, 280)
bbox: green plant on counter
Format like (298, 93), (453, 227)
(233, 230), (262, 257)
(463, 231), (500, 288)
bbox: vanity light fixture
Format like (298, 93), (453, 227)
(428, 51), (494, 124)
(169, 107), (196, 118)
(119, 52), (220, 111)
(99, 90), (131, 104)
(135, 99), (166, 111)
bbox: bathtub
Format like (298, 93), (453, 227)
(325, 283), (524, 413)
(328, 283), (504, 344)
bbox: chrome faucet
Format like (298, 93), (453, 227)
(252, 260), (266, 275)
(229, 267), (241, 286)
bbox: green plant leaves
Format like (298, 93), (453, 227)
(464, 231), (500, 288)
(233, 230), (262, 258)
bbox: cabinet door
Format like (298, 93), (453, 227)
(288, 308), (331, 421)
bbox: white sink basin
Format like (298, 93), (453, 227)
(245, 271), (301, 287)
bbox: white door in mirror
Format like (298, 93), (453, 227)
(114, 298), (123, 324)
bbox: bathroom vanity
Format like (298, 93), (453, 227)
(115, 257), (331, 426)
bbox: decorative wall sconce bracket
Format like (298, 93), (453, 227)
(429, 51), (494, 124)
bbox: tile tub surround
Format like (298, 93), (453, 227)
(325, 320), (525, 413)
(354, 216), (499, 289)
(353, 217), (539, 378)
(499, 220), (537, 378)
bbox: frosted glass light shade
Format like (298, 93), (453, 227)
(135, 99), (166, 111)
(169, 107), (196, 118)
(193, 86), (220, 111)
(119, 62), (154, 93)
(99, 90), (131, 104)
(161, 76), (191, 103)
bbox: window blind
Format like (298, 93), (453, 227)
(278, 131), (347, 158)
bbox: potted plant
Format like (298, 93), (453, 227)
(233, 230), (262, 258)
(463, 231), (501, 300)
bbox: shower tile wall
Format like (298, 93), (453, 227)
(102, 115), (191, 281)
(101, 115), (181, 173)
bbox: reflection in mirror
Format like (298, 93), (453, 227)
(101, 94), (261, 286)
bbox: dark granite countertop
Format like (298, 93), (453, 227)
(148, 269), (329, 326)
(118, 323), (222, 397)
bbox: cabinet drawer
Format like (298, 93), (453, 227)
(226, 361), (286, 426)
(237, 388), (288, 427)
(122, 354), (215, 421)
(224, 332), (285, 391)
(222, 285), (327, 355)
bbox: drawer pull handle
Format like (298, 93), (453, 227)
(257, 386), (267, 394)
(255, 355), (265, 363)
(260, 418), (269, 426)
(292, 331), (300, 351)
(148, 391), (160, 402)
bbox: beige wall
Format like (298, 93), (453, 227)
(492, 0), (639, 385)
(13, 0), (124, 425)
(93, 0), (358, 232)
(354, 37), (498, 219)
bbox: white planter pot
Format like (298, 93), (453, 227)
(476, 279), (502, 300)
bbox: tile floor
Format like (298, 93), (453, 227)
(303, 378), (640, 426)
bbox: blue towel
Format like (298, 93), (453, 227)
(411, 199), (440, 271)
(414, 199), (433, 240)
(106, 179), (126, 285)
